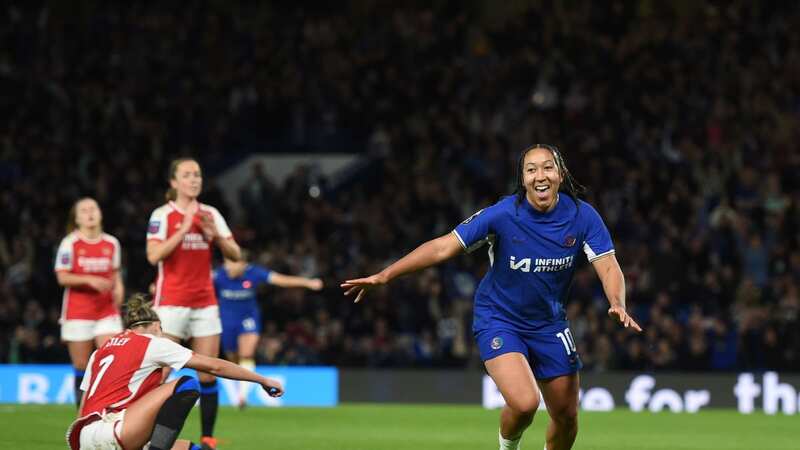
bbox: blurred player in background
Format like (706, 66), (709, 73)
(66, 293), (283, 450)
(55, 197), (124, 407)
(146, 157), (241, 449)
(343, 145), (641, 450)
(214, 249), (323, 408)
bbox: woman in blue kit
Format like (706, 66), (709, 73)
(214, 249), (323, 407)
(342, 145), (641, 450)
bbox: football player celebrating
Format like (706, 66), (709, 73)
(343, 145), (641, 450)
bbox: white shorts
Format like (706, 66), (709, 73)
(79, 410), (125, 450)
(61, 316), (124, 342)
(154, 305), (221, 339)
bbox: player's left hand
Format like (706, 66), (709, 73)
(197, 211), (218, 241)
(608, 306), (642, 332)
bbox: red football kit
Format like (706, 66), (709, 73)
(66, 330), (193, 450)
(55, 232), (121, 320)
(147, 202), (232, 308)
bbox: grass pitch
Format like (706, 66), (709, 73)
(4, 403), (796, 449)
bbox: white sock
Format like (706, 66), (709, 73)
(238, 358), (256, 402)
(499, 429), (522, 450)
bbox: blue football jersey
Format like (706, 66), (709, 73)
(213, 265), (272, 307)
(453, 195), (614, 333)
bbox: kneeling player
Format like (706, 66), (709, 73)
(66, 294), (283, 450)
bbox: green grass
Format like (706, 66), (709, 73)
(4, 403), (797, 449)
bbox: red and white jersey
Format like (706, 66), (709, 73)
(80, 330), (193, 416)
(67, 330), (193, 449)
(55, 231), (121, 321)
(147, 201), (232, 307)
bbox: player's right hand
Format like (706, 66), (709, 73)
(307, 278), (324, 291)
(87, 276), (113, 293)
(341, 273), (388, 303)
(261, 378), (284, 397)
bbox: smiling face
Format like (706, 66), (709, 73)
(522, 146), (563, 212)
(170, 160), (203, 200)
(74, 198), (102, 231)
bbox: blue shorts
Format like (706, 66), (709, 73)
(219, 304), (261, 353)
(475, 324), (582, 380)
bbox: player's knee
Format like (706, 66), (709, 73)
(175, 375), (200, 398)
(508, 393), (540, 415)
(552, 407), (578, 430)
(197, 371), (217, 383)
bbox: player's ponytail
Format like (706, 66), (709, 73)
(165, 157), (200, 202)
(66, 201), (79, 234)
(123, 293), (160, 329)
(513, 144), (585, 207)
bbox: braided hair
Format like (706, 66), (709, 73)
(123, 293), (160, 329)
(513, 144), (585, 207)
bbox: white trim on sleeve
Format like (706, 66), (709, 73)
(584, 242), (615, 262)
(451, 230), (467, 249)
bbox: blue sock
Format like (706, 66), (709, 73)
(73, 369), (85, 408)
(148, 376), (200, 450)
(200, 380), (219, 437)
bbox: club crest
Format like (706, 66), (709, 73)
(490, 336), (503, 350)
(564, 235), (576, 247)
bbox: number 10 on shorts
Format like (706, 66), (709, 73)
(556, 328), (577, 355)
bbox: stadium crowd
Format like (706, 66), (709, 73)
(1, 1), (799, 372)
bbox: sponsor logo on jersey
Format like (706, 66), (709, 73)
(510, 255), (575, 273)
(181, 233), (209, 250)
(78, 256), (112, 273)
(220, 289), (252, 300)
(148, 220), (160, 234)
(491, 336), (503, 350)
(510, 256), (532, 272)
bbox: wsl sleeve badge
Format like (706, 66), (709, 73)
(148, 220), (160, 234)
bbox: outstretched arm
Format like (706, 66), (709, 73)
(185, 353), (283, 397)
(341, 232), (463, 303)
(591, 253), (642, 332)
(270, 273), (323, 290)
